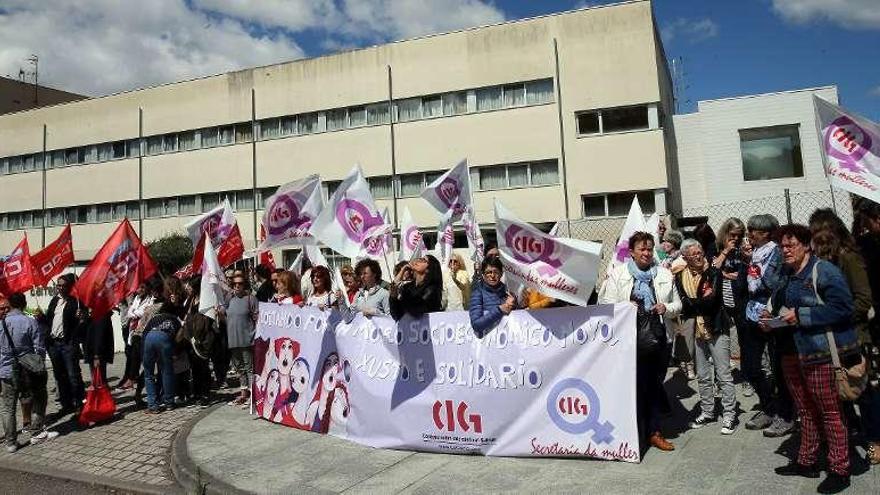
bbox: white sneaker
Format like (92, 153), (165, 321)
(721, 418), (738, 435)
(30, 430), (59, 445)
(5, 444), (18, 453)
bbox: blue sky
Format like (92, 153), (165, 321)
(1, 0), (877, 120)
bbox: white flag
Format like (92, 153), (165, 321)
(462, 204), (484, 265)
(288, 250), (304, 276)
(259, 175), (323, 250)
(495, 201), (601, 307)
(434, 216), (455, 266)
(334, 267), (352, 308)
(361, 208), (393, 261)
(198, 232), (226, 320)
(305, 244), (330, 269)
(421, 159), (471, 222)
(309, 165), (390, 259)
(185, 197), (237, 247)
(398, 207), (426, 262)
(609, 197), (648, 271)
(814, 96), (880, 204)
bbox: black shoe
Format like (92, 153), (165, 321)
(774, 462), (819, 478)
(817, 473), (850, 494)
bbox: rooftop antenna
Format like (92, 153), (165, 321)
(28, 54), (38, 106)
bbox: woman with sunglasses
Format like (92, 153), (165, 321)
(469, 257), (516, 337)
(305, 266), (337, 310)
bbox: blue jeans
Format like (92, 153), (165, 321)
(47, 341), (85, 410)
(143, 331), (175, 410)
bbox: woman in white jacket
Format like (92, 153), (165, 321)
(599, 231), (682, 453)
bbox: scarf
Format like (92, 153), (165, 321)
(627, 258), (657, 311)
(680, 263), (711, 341)
(747, 241), (776, 295)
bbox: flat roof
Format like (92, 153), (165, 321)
(1, 0), (651, 117)
(697, 85), (838, 105)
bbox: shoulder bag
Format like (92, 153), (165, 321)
(1, 319), (47, 375)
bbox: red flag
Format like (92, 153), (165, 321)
(0, 236), (35, 295)
(73, 219), (158, 320)
(258, 225), (276, 270)
(31, 224), (75, 287)
(190, 223), (244, 275)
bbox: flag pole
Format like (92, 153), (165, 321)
(812, 96), (840, 214)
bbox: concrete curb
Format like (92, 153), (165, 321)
(0, 451), (175, 495)
(170, 404), (250, 495)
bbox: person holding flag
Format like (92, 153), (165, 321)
(35, 273), (87, 417)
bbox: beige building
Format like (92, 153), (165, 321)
(0, 0), (675, 266)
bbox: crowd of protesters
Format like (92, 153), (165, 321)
(1, 202), (879, 494)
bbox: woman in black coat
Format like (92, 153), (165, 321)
(84, 312), (115, 384)
(390, 255), (444, 320)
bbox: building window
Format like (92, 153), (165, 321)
(576, 111), (600, 135)
(422, 95), (442, 118)
(366, 103), (389, 125)
(146, 199), (164, 218)
(602, 106), (649, 133)
(369, 176), (393, 199)
(259, 119), (280, 139)
(51, 151), (65, 168)
(50, 208), (66, 226)
(236, 190), (255, 210)
(530, 160), (559, 186)
(508, 164), (529, 187)
(201, 193), (221, 212)
(326, 109), (347, 131)
(280, 117), (296, 136)
(322, 181), (341, 201)
(298, 113), (318, 134)
(82, 146), (97, 164)
(739, 125), (804, 181)
(349, 106), (366, 127)
(478, 167), (506, 190)
(503, 84), (525, 107)
(443, 92), (468, 116)
(96, 204), (113, 223)
(260, 186), (278, 206)
(397, 98), (421, 122)
(67, 206), (89, 224)
(112, 141), (127, 159)
(525, 79), (554, 105)
(583, 190), (655, 218)
(473, 160), (559, 191)
(128, 139), (142, 157)
(398, 174), (424, 197)
(179, 131), (199, 150)
(202, 127), (219, 147)
(476, 86), (502, 112)
(219, 125), (235, 145)
(235, 123), (253, 143)
(179, 195), (197, 215)
(147, 136), (163, 155)
(98, 144), (113, 162)
(163, 133), (178, 153)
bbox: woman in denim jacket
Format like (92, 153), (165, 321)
(763, 224), (857, 494)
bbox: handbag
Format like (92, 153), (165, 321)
(1, 319), (47, 375)
(810, 262), (868, 401)
(79, 367), (116, 426)
(635, 304), (666, 357)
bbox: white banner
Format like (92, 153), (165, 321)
(398, 206), (426, 263)
(309, 165), (390, 259)
(259, 175), (324, 250)
(252, 303), (640, 462)
(185, 197), (237, 247)
(421, 159), (472, 222)
(814, 96), (880, 204)
(495, 201), (602, 307)
(198, 232), (225, 320)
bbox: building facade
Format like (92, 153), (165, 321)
(0, 76), (87, 116)
(674, 85), (848, 227)
(0, 0), (675, 264)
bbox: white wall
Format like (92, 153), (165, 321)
(675, 86), (839, 214)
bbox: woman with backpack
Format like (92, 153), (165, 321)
(182, 277), (215, 407)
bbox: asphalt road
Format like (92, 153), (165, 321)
(0, 467), (145, 494)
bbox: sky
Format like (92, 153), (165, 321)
(0, 0), (877, 120)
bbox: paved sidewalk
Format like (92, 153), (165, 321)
(178, 372), (880, 494)
(0, 353), (228, 493)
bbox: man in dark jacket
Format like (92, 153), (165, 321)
(35, 273), (86, 415)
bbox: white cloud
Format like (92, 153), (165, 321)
(771, 0), (880, 29)
(0, 0), (507, 96)
(661, 18), (719, 44)
(0, 0), (304, 96)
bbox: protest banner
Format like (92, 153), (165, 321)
(30, 224), (74, 287)
(495, 201), (601, 307)
(0, 236), (34, 295)
(259, 175), (324, 250)
(251, 303), (639, 462)
(814, 96), (880, 204)
(421, 159), (471, 223)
